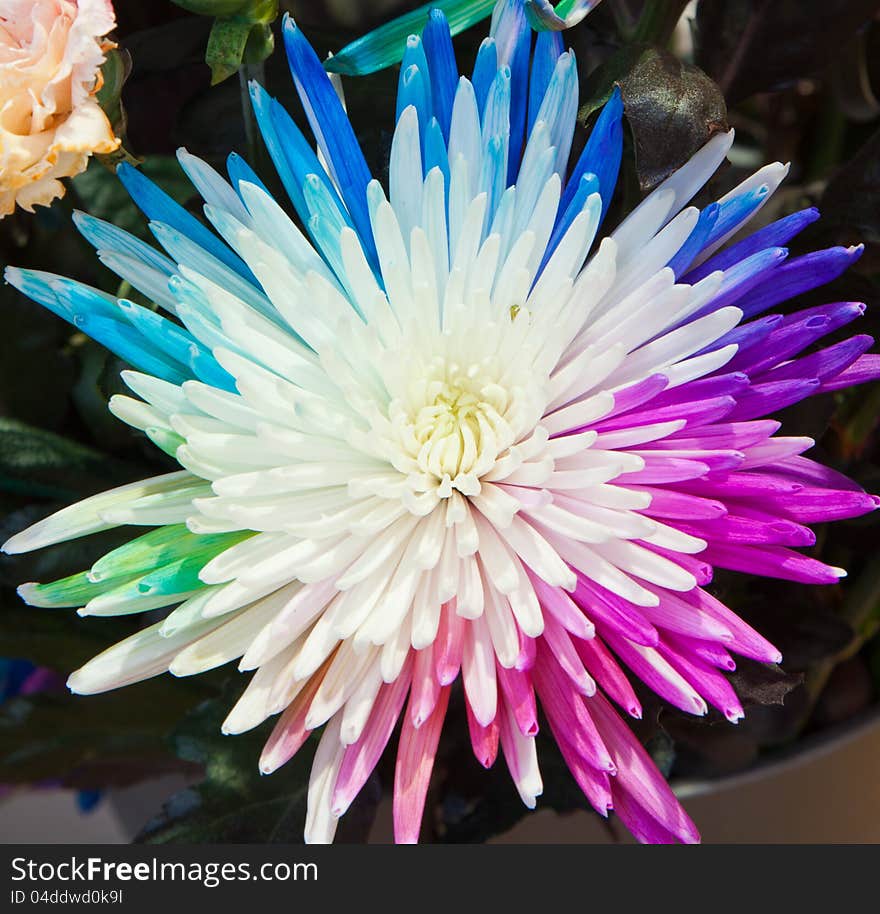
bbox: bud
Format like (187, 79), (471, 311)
(171, 0), (279, 84)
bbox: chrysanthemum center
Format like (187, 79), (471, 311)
(392, 356), (516, 497)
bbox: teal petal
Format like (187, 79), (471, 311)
(325, 0), (497, 77)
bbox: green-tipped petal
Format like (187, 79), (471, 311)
(146, 426), (186, 458)
(89, 525), (253, 583)
(18, 571), (137, 609)
(325, 0), (496, 76)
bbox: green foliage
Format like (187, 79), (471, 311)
(0, 419), (133, 500)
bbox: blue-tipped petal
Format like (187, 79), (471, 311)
(282, 15), (377, 265)
(703, 185), (770, 251)
(72, 211), (176, 278)
(5, 268), (84, 323)
(248, 81), (307, 217)
(227, 152), (270, 200)
(480, 67), (512, 227)
(422, 9), (458, 141)
(303, 174), (356, 300)
(148, 221), (275, 323)
(666, 204), (721, 279)
(397, 63), (432, 140)
(117, 299), (209, 370)
(97, 251), (181, 315)
(49, 276), (124, 325)
(528, 30), (564, 135)
(490, 0), (532, 181)
(530, 50), (579, 178)
(398, 35), (433, 134)
(562, 86), (623, 222)
(540, 171), (599, 274)
(472, 38), (498, 118)
(116, 162), (255, 287)
(74, 313), (189, 385)
(685, 207), (822, 282)
(424, 117), (451, 191)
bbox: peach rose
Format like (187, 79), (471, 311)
(0, 0), (120, 216)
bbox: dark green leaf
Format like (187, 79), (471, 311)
(137, 692), (316, 843)
(206, 19), (273, 85)
(0, 418), (133, 499)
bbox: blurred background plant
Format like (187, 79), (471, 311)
(1, 0), (879, 843)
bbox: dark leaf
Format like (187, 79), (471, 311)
(729, 657), (804, 708)
(206, 18), (274, 85)
(581, 45), (728, 192)
(137, 692), (316, 843)
(0, 418), (133, 500)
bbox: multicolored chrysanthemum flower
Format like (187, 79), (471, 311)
(4, 2), (879, 844)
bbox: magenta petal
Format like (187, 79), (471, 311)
(496, 663), (539, 736)
(393, 684), (450, 844)
(332, 656), (413, 817)
(574, 635), (642, 719)
(590, 691), (700, 844)
(466, 702), (499, 769)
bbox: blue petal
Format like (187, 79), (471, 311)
(116, 162), (256, 287)
(704, 185), (770, 249)
(561, 86), (623, 222)
(480, 67), (512, 227)
(490, 0), (531, 184)
(539, 171), (599, 274)
(397, 35), (433, 136)
(118, 300), (205, 366)
(528, 30), (564, 136)
(248, 81), (307, 217)
(74, 313), (190, 384)
(422, 9), (458, 141)
(666, 203), (720, 279)
(227, 151), (270, 201)
(691, 246), (790, 321)
(397, 63), (432, 142)
(117, 300), (236, 391)
(282, 15), (377, 265)
(472, 38), (498, 118)
(424, 116), (451, 192)
(149, 221), (276, 324)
